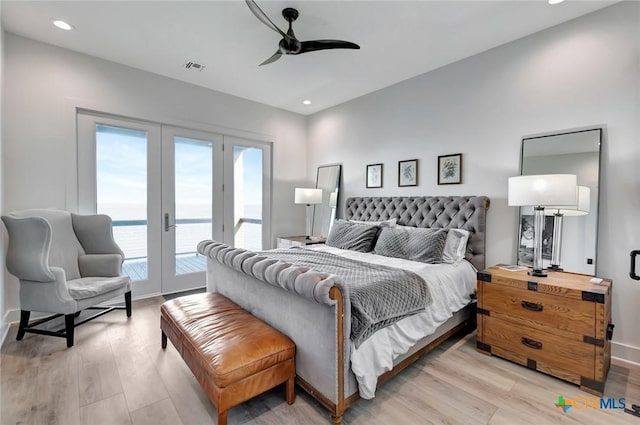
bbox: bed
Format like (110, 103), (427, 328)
(197, 196), (490, 424)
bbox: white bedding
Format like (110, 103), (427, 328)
(306, 244), (477, 399)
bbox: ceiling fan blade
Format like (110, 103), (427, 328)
(299, 40), (360, 54)
(245, 0), (292, 42)
(259, 51), (283, 66)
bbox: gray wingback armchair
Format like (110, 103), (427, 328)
(2, 209), (132, 347)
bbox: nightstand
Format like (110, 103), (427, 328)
(476, 265), (613, 396)
(276, 236), (326, 249)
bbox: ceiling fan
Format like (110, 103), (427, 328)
(245, 0), (360, 66)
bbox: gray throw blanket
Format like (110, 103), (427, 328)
(260, 248), (431, 348)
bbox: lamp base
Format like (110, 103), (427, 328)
(547, 264), (563, 272)
(528, 269), (548, 277)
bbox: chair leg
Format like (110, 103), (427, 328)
(161, 331), (167, 349)
(65, 314), (75, 348)
(16, 310), (30, 341)
(125, 291), (132, 317)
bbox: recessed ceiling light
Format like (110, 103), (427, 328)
(53, 20), (74, 31)
(548, 0), (565, 5)
(303, 100), (311, 105)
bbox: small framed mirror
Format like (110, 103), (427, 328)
(518, 128), (602, 275)
(312, 164), (342, 237)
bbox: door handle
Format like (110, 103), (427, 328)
(631, 250), (640, 281)
(164, 213), (177, 232)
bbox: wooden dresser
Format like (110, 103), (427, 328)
(476, 265), (613, 396)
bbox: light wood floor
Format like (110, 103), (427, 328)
(2, 295), (639, 425)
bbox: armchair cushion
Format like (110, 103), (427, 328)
(78, 254), (123, 278)
(72, 214), (125, 257)
(67, 276), (131, 300)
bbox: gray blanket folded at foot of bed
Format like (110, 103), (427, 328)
(261, 248), (431, 347)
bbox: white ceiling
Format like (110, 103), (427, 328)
(1, 0), (615, 115)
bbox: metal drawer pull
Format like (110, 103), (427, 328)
(521, 337), (543, 349)
(521, 300), (543, 312)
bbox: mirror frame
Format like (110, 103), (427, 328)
(518, 127), (603, 275)
(312, 164), (342, 237)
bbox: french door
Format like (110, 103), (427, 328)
(161, 127), (223, 293)
(78, 112), (271, 297)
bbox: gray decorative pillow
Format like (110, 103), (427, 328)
(374, 227), (448, 263)
(326, 220), (379, 252)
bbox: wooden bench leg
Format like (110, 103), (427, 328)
(161, 331), (167, 349)
(217, 410), (227, 425)
(286, 376), (295, 405)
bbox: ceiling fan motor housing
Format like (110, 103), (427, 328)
(282, 8), (299, 22)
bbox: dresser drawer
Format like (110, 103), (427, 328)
(482, 283), (596, 337)
(482, 315), (595, 378)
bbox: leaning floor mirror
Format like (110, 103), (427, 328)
(312, 164), (342, 238)
(518, 128), (602, 275)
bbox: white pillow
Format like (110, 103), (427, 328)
(349, 218), (397, 228)
(442, 228), (471, 263)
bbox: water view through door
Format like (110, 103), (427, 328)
(95, 124), (151, 281)
(161, 128), (223, 294)
(80, 112), (271, 297)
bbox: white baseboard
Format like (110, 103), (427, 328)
(1, 311), (11, 348)
(612, 341), (640, 365)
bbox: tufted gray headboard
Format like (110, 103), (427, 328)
(345, 196), (490, 270)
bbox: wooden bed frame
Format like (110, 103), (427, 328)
(199, 196), (490, 424)
(297, 285), (476, 424)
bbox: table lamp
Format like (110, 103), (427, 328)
(294, 188), (323, 239)
(508, 174), (577, 277)
(545, 185), (591, 271)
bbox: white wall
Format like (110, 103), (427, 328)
(0, 3), (7, 343)
(2, 34), (308, 320)
(308, 2), (640, 362)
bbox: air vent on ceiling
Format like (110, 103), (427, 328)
(183, 60), (206, 72)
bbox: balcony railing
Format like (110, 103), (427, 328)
(112, 217), (262, 259)
(114, 217), (263, 281)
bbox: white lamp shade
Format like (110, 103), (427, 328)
(328, 192), (338, 208)
(508, 174), (577, 207)
(295, 188), (323, 204)
(545, 185), (591, 216)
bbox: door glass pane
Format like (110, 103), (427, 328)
(234, 146), (263, 250)
(174, 137), (212, 275)
(96, 124), (148, 281)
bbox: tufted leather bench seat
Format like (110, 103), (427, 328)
(160, 293), (295, 425)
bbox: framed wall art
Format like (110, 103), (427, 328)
(366, 163), (383, 188)
(438, 153), (462, 185)
(398, 159), (418, 187)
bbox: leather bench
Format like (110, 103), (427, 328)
(160, 293), (296, 425)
